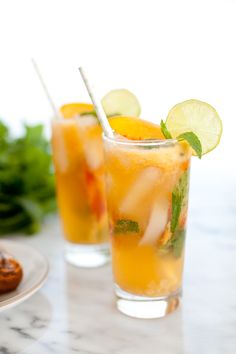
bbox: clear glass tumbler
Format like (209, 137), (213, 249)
(51, 115), (109, 267)
(103, 134), (191, 318)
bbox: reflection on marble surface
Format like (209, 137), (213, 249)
(0, 172), (236, 354)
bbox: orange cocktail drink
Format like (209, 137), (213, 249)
(103, 118), (191, 317)
(51, 104), (109, 267)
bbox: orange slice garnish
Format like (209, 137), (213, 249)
(60, 103), (94, 119)
(109, 116), (164, 140)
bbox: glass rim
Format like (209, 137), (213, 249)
(102, 132), (177, 147)
(51, 114), (97, 121)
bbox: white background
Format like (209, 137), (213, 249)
(0, 0), (235, 200)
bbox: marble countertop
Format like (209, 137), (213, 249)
(0, 171), (236, 354)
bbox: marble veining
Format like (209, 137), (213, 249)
(0, 173), (236, 354)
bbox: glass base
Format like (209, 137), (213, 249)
(115, 285), (181, 319)
(65, 242), (110, 268)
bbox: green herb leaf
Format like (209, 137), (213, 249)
(171, 193), (182, 233)
(160, 120), (173, 139)
(80, 111), (97, 118)
(0, 120), (56, 236)
(159, 228), (186, 258)
(80, 111), (122, 119)
(172, 229), (186, 257)
(177, 132), (202, 159)
(175, 170), (189, 201)
(114, 219), (139, 234)
(0, 212), (30, 234)
(17, 197), (44, 224)
(0, 122), (9, 141)
(171, 171), (189, 233)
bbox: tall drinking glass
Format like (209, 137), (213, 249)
(103, 135), (191, 318)
(51, 114), (109, 267)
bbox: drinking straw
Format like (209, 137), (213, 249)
(31, 58), (61, 120)
(79, 67), (114, 138)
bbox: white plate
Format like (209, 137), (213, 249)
(0, 240), (49, 312)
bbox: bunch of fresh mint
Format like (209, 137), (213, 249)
(0, 121), (56, 235)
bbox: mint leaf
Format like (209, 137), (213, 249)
(177, 132), (202, 159)
(175, 170), (189, 201)
(114, 219), (139, 234)
(17, 197), (43, 224)
(172, 229), (186, 257)
(0, 122), (9, 142)
(159, 228), (186, 258)
(160, 120), (173, 139)
(171, 193), (182, 233)
(171, 171), (189, 233)
(80, 111), (120, 119)
(80, 111), (97, 118)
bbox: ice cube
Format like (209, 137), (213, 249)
(76, 115), (98, 127)
(76, 120), (103, 170)
(139, 197), (169, 246)
(52, 121), (69, 173)
(82, 137), (104, 170)
(119, 167), (161, 215)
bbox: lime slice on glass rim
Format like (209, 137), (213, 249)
(102, 89), (141, 117)
(166, 99), (222, 155)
